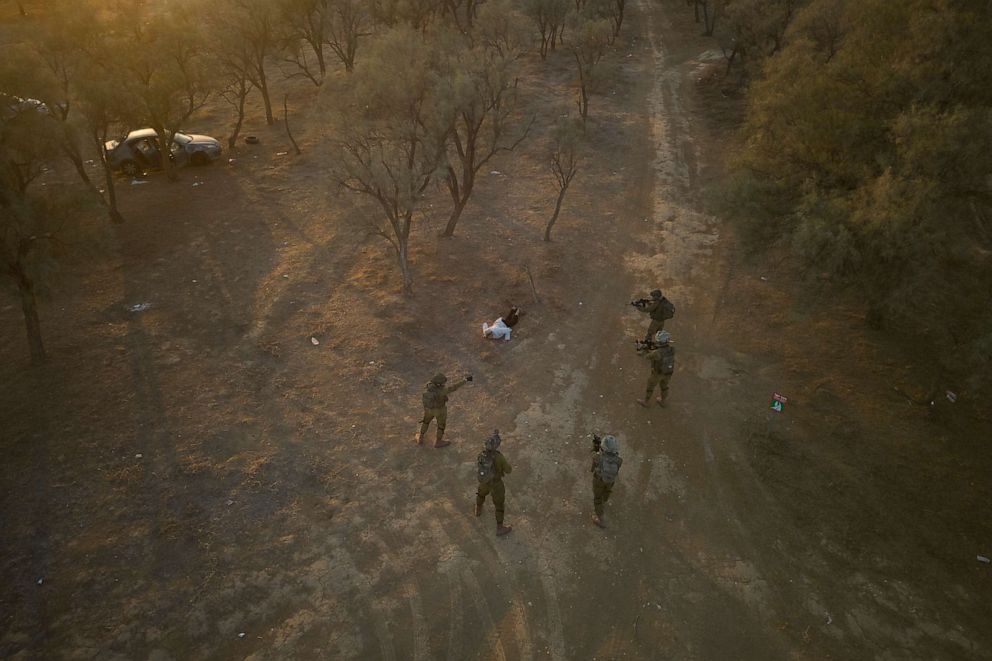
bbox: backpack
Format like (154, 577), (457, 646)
(422, 384), (444, 409)
(659, 347), (676, 375)
(477, 450), (497, 485)
(595, 452), (621, 484)
(660, 298), (675, 320)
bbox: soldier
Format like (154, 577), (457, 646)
(418, 372), (472, 448)
(631, 289), (675, 342)
(475, 430), (513, 536)
(637, 330), (675, 407)
(590, 434), (623, 528)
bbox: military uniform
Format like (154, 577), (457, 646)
(641, 343), (675, 406)
(591, 454), (622, 518)
(476, 450), (513, 535)
(419, 374), (468, 448)
(637, 290), (674, 341)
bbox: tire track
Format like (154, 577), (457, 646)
(461, 567), (509, 661)
(405, 582), (431, 661)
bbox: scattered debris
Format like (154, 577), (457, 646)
(770, 392), (788, 413)
(238, 632), (246, 638)
(244, 135), (259, 144)
(36, 578), (43, 586)
(760, 276), (768, 281)
(275, 151), (288, 156)
(945, 390), (957, 403)
(228, 158), (236, 164)
(310, 336), (320, 346)
(490, 170), (501, 175)
(192, 182), (203, 187)
(135, 453), (143, 459)
(978, 555), (990, 564)
(130, 179), (148, 186)
(825, 612), (833, 625)
(127, 302), (152, 313)
(226, 499), (234, 506)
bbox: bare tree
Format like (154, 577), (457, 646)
(439, 40), (532, 237)
(331, 27), (449, 294)
(0, 106), (100, 363)
(523, 0), (571, 60)
(114, 4), (211, 180)
(73, 63), (129, 224)
(325, 0), (373, 72)
(545, 119), (581, 241)
(232, 0), (281, 125)
(279, 0), (330, 85)
(570, 18), (612, 122)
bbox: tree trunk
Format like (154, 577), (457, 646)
(258, 68), (274, 125)
(544, 183), (569, 241)
(229, 85), (247, 148)
(93, 130), (124, 223)
(441, 164), (474, 237)
(396, 238), (413, 295)
(284, 94), (301, 155)
(16, 270), (46, 364)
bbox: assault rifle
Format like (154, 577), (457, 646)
(634, 338), (660, 352)
(592, 433), (602, 452)
(630, 298), (652, 309)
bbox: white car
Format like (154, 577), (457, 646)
(104, 128), (222, 176)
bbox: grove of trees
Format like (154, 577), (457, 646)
(691, 0), (992, 387)
(1, 0), (629, 359)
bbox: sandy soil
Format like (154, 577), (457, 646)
(2, 1), (990, 659)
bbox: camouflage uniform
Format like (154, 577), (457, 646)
(419, 374), (468, 447)
(476, 451), (513, 529)
(591, 454), (623, 517)
(637, 290), (674, 341)
(643, 343), (675, 405)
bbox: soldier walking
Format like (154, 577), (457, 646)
(475, 430), (513, 536)
(637, 331), (675, 407)
(418, 372), (472, 448)
(590, 434), (623, 528)
(631, 289), (675, 342)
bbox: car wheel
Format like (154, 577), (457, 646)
(120, 160), (141, 177)
(191, 152), (209, 166)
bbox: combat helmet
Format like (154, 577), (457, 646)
(600, 434), (619, 454)
(484, 429), (502, 451)
(430, 373), (447, 385)
(650, 289), (663, 299)
(654, 330), (671, 345)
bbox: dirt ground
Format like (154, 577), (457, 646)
(2, 1), (990, 659)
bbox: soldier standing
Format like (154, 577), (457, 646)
(418, 372), (472, 448)
(637, 330), (675, 407)
(475, 430), (514, 536)
(590, 434), (623, 528)
(631, 289), (675, 342)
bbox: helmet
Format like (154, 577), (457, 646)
(484, 430), (501, 451)
(600, 434), (619, 454)
(430, 373), (447, 385)
(655, 330), (671, 344)
(650, 289), (663, 299)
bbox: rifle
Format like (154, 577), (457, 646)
(634, 338), (659, 352)
(592, 434), (602, 452)
(630, 298), (651, 309)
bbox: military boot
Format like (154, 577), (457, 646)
(434, 428), (450, 448)
(592, 515), (606, 529)
(496, 524), (513, 536)
(417, 423), (429, 445)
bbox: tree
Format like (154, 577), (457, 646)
(438, 34), (531, 237)
(0, 104), (100, 363)
(229, 0), (281, 125)
(325, 0), (372, 72)
(522, 0), (570, 60)
(544, 119), (580, 241)
(331, 27), (449, 294)
(569, 18), (612, 122)
(279, 0), (331, 85)
(372, 0), (445, 30)
(113, 2), (211, 180)
(731, 0), (992, 384)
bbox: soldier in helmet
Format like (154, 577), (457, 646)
(631, 289), (675, 342)
(418, 372), (472, 448)
(590, 434), (623, 528)
(637, 330), (675, 407)
(475, 430), (513, 536)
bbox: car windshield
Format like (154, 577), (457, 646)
(173, 132), (192, 145)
